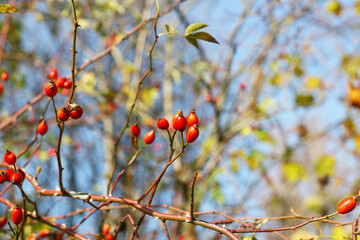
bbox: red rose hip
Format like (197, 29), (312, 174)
(187, 109), (199, 127)
(172, 109), (182, 127)
(157, 117), (169, 130)
(70, 105), (83, 119)
(63, 81), (72, 89)
(44, 81), (58, 98)
(4, 150), (16, 165)
(11, 207), (23, 225)
(57, 107), (70, 121)
(11, 172), (24, 185)
(1, 72), (9, 81)
(186, 125), (199, 143)
(37, 121), (48, 135)
(1, 169), (15, 181)
(337, 196), (357, 214)
(102, 223), (111, 235)
(55, 77), (66, 88)
(173, 110), (186, 131)
(131, 124), (141, 137)
(144, 130), (155, 144)
(48, 68), (58, 79)
(0, 217), (7, 227)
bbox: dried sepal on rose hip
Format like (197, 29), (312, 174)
(4, 150), (16, 165)
(172, 109), (182, 127)
(44, 80), (58, 98)
(10, 172), (24, 185)
(57, 107), (71, 122)
(70, 104), (83, 120)
(337, 196), (357, 214)
(1, 169), (15, 181)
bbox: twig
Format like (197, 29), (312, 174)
(67, 0), (80, 105)
(109, 144), (145, 194)
(190, 172), (198, 220)
(162, 220), (171, 240)
(106, 0), (163, 194)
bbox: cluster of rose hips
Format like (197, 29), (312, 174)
(25, 229), (63, 240)
(46, 68), (72, 95)
(102, 223), (114, 240)
(0, 71), (9, 94)
(44, 68), (84, 122)
(0, 150), (25, 185)
(130, 109), (199, 145)
(57, 104), (83, 122)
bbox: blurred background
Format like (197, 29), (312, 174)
(1, 0), (360, 239)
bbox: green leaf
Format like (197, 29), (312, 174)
(165, 24), (170, 32)
(185, 36), (199, 49)
(230, 156), (239, 172)
(253, 129), (276, 144)
(0, 4), (19, 13)
(247, 149), (266, 169)
(185, 23), (208, 35)
(295, 94), (314, 107)
(187, 32), (219, 44)
(210, 181), (225, 205)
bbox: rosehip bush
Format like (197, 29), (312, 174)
(2, 0), (360, 240)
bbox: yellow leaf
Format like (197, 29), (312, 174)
(356, 2), (360, 15)
(303, 195), (323, 212)
(290, 230), (317, 240)
(282, 162), (306, 183)
(332, 226), (350, 239)
(0, 4), (19, 13)
(78, 18), (90, 29)
(78, 72), (96, 95)
(241, 126), (253, 136)
(326, 1), (342, 15)
(305, 76), (322, 89)
(140, 88), (159, 107)
(355, 136), (360, 152)
(38, 150), (49, 162)
(258, 97), (276, 113)
(62, 135), (72, 145)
